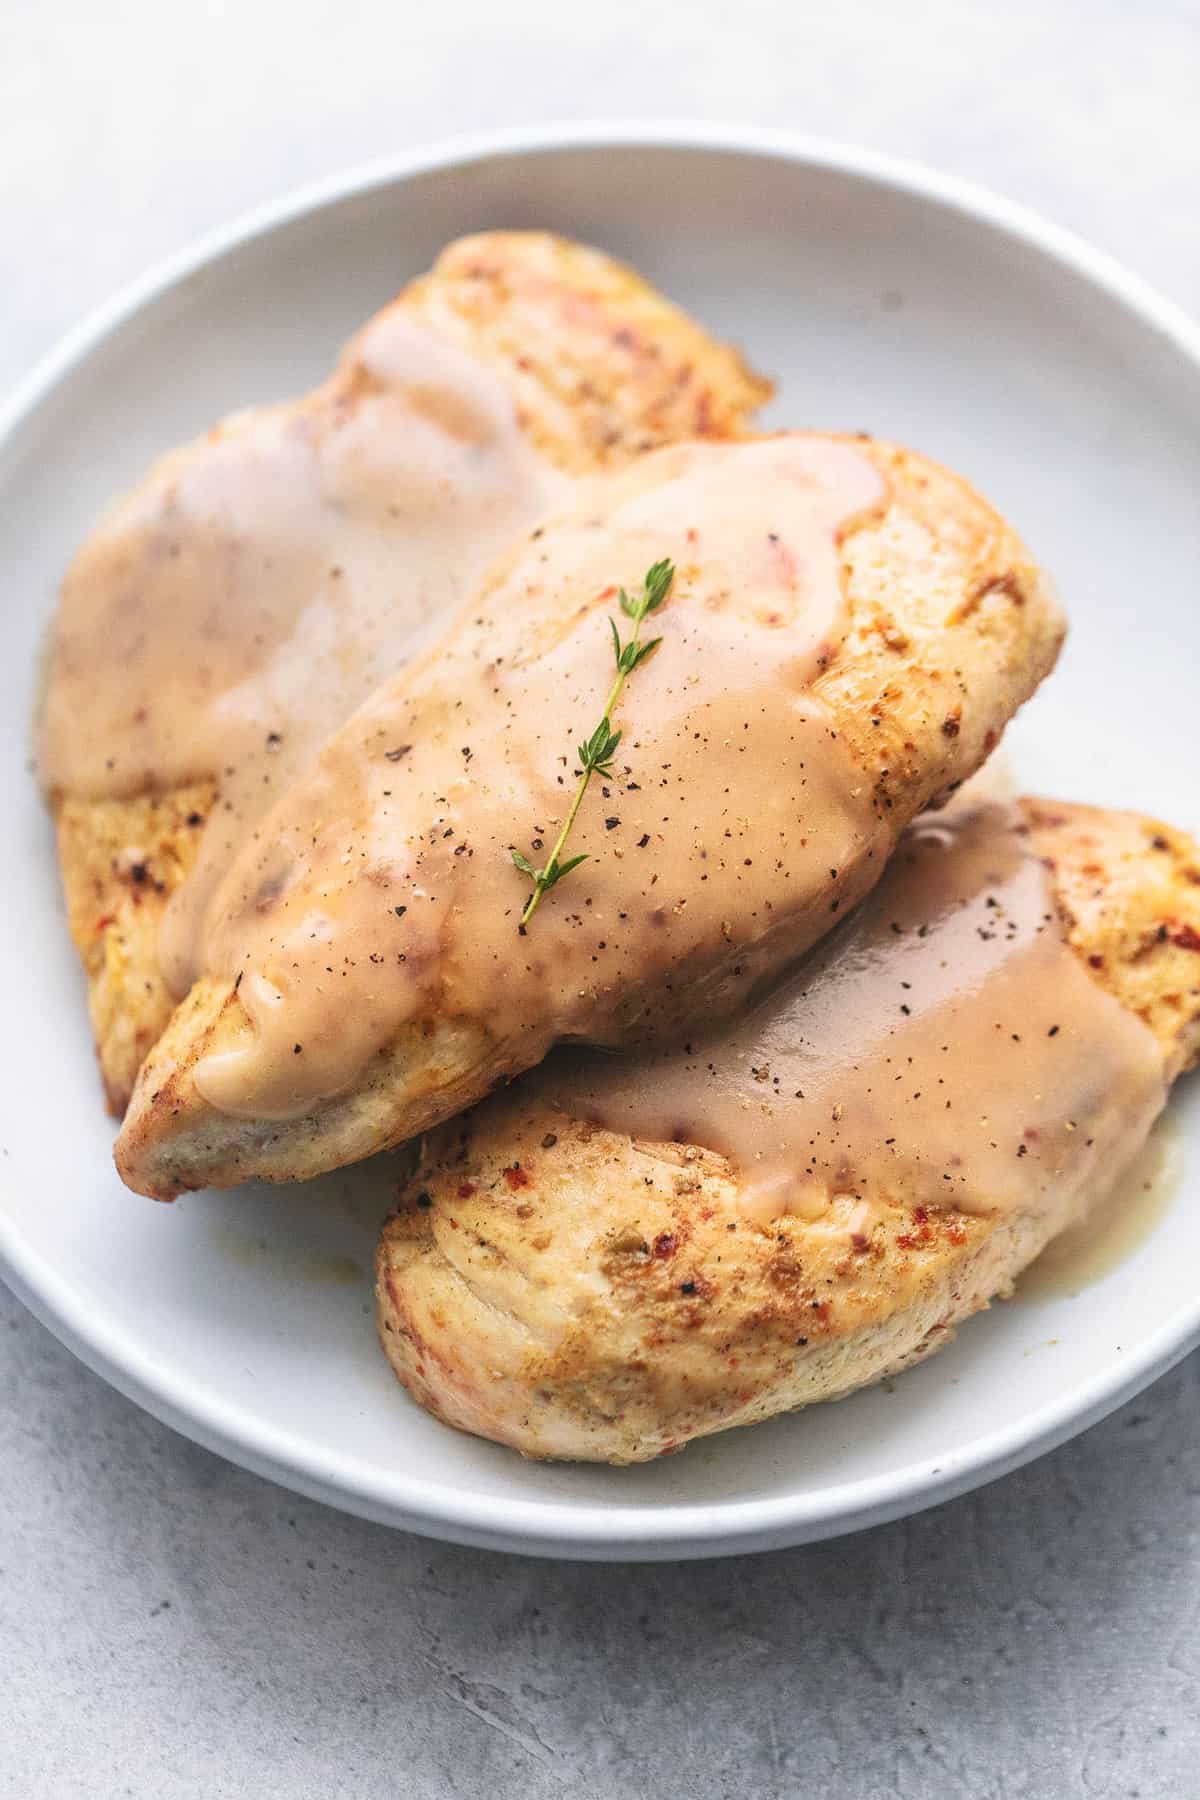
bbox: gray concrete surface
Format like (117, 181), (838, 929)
(4, 2), (1200, 1793)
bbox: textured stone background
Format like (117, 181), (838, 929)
(4, 3), (1199, 1794)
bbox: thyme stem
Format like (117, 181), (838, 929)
(512, 557), (675, 928)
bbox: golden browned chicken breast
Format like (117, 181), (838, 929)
(39, 231), (770, 1114)
(115, 434), (1064, 1200)
(376, 798), (1200, 1463)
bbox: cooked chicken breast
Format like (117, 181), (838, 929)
(376, 798), (1200, 1463)
(41, 231), (770, 1114)
(115, 435), (1063, 1199)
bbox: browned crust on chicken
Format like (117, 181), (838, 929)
(52, 784), (215, 1113)
(399, 232), (772, 470)
(375, 800), (1200, 1464)
(47, 231), (771, 1115)
(114, 435), (1064, 1199)
(1021, 801), (1200, 1078)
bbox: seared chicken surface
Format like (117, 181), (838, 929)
(116, 435), (1063, 1199)
(376, 799), (1200, 1463)
(42, 231), (769, 1114)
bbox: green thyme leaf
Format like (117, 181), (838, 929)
(642, 559), (675, 613)
(544, 852), (589, 888)
(609, 617), (623, 664)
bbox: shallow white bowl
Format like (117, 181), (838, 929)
(3, 124), (1198, 1560)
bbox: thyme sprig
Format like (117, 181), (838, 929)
(511, 557), (675, 929)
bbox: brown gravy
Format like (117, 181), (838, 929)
(189, 437), (890, 1118)
(543, 802), (1167, 1226)
(36, 308), (570, 994)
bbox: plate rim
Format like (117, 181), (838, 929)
(4, 119), (1199, 1560)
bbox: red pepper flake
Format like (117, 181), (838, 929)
(94, 914), (115, 932)
(504, 1163), (532, 1190)
(456, 1182), (476, 1199)
(1172, 923), (1200, 953)
(897, 1211), (935, 1249)
(653, 1232), (678, 1259)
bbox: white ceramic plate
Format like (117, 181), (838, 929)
(3, 125), (1199, 1560)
